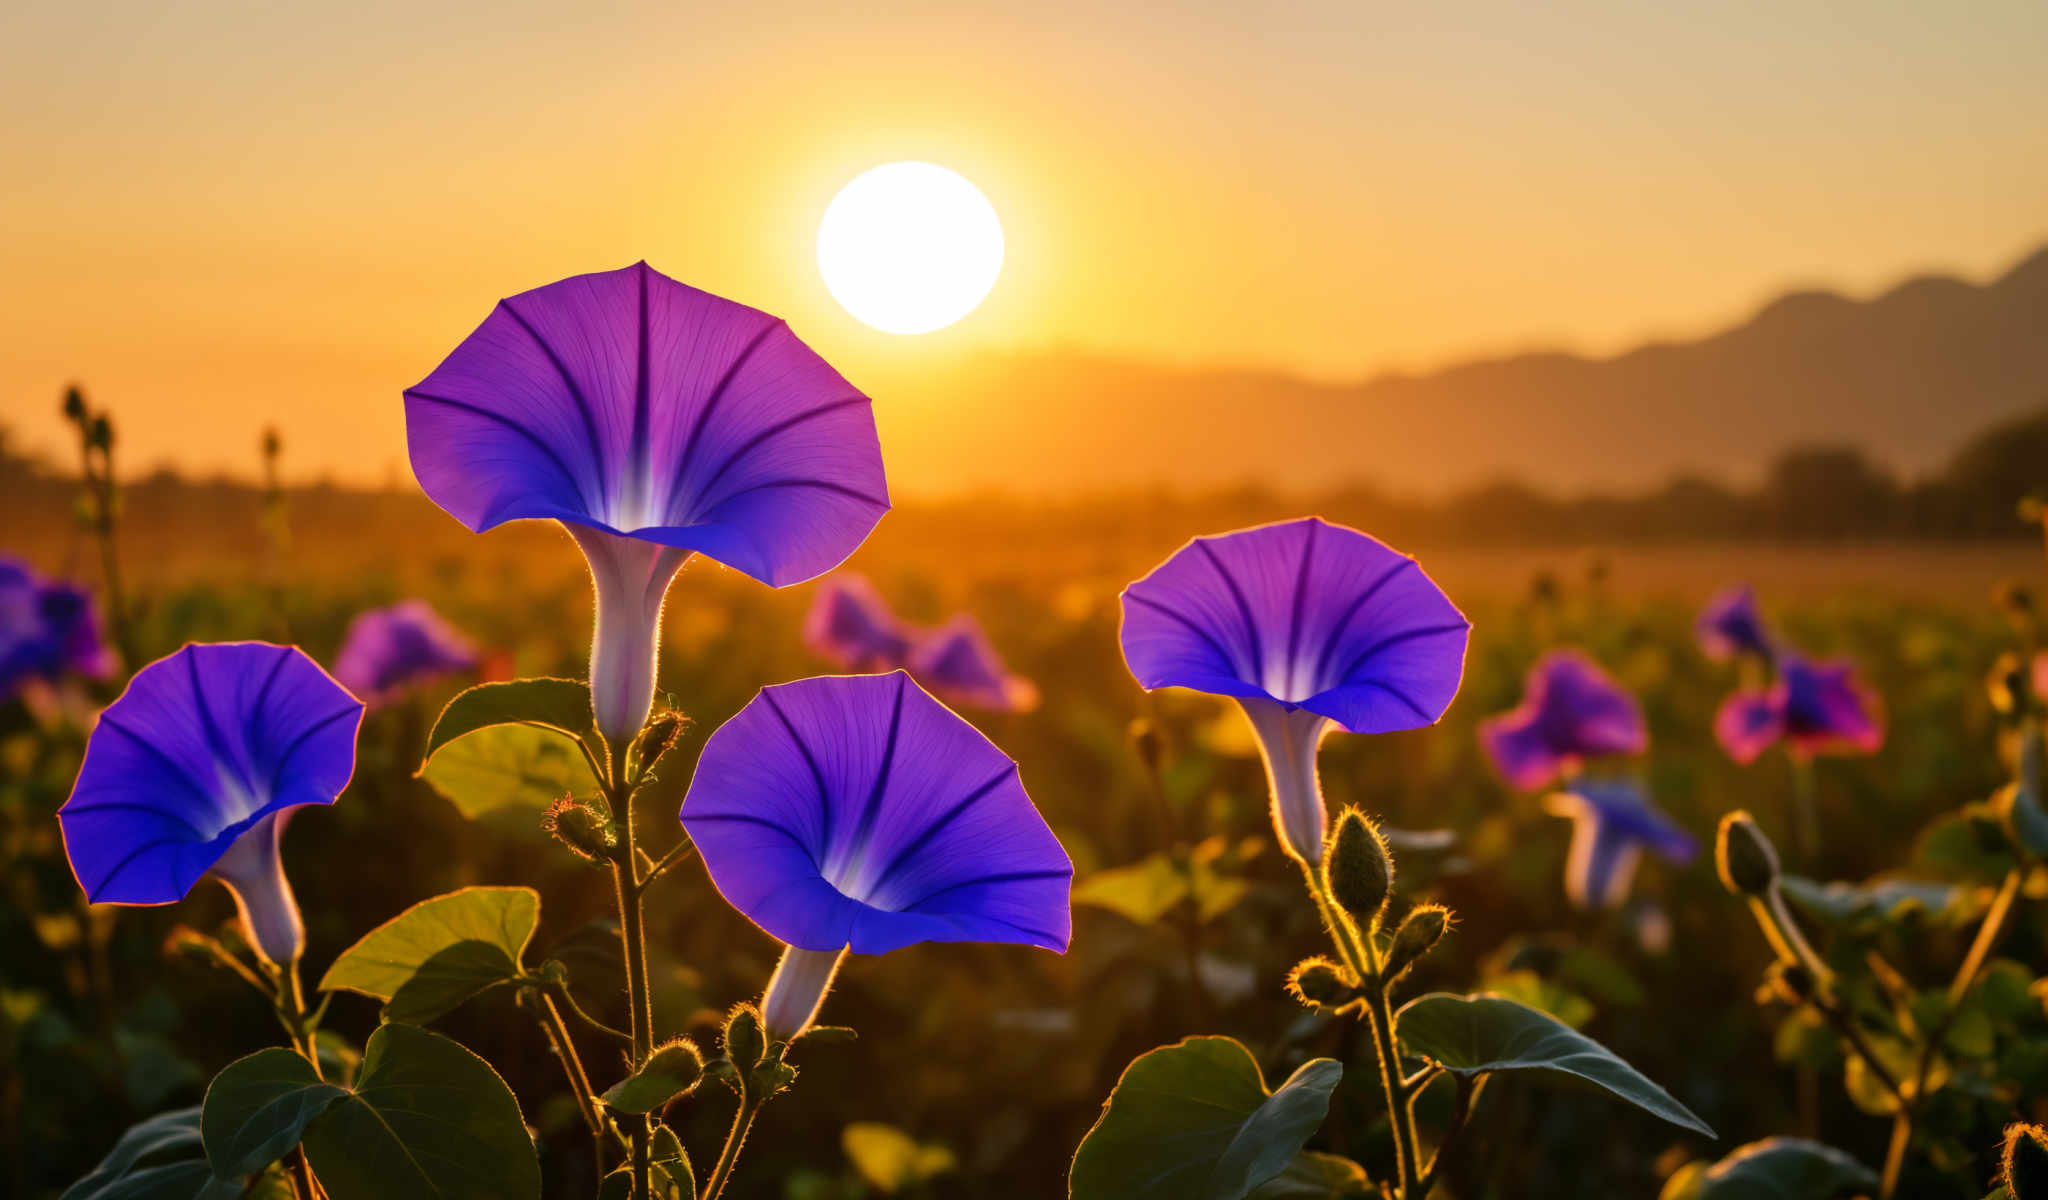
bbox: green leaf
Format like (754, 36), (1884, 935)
(62, 1107), (245, 1200)
(1247, 1152), (1378, 1198)
(1479, 969), (1595, 1029)
(1659, 1137), (1878, 1200)
(842, 1122), (957, 1193)
(1395, 992), (1713, 1137)
(1069, 1036), (1343, 1200)
(1072, 853), (1189, 926)
(300, 1023), (539, 1199)
(601, 1058), (701, 1115)
(423, 677), (603, 766)
(1781, 875), (1973, 930)
(201, 1049), (348, 1178)
(318, 886), (539, 1022)
(422, 722), (588, 821)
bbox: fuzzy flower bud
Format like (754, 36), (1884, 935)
(1715, 811), (1780, 896)
(1323, 808), (1392, 932)
(1384, 904), (1451, 980)
(2004, 1123), (2048, 1200)
(723, 1003), (766, 1071)
(62, 386), (87, 422)
(541, 798), (614, 862)
(630, 708), (688, 776)
(1286, 956), (1356, 1010)
(1758, 961), (1815, 1007)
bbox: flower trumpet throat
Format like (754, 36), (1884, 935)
(569, 523), (689, 749)
(209, 811), (305, 967)
(1241, 699), (1334, 865)
(760, 945), (849, 1043)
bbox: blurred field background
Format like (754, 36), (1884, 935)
(5, 414), (2046, 1197)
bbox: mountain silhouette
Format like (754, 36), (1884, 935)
(866, 243), (2048, 498)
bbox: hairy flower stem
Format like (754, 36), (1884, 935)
(605, 753), (657, 1200)
(702, 1092), (766, 1200)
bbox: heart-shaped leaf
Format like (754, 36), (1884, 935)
(201, 1049), (348, 1178)
(421, 722), (589, 821)
(1247, 1152), (1378, 1198)
(423, 677), (604, 766)
(300, 1023), (539, 1199)
(319, 886), (539, 1022)
(1659, 1137), (1878, 1199)
(1070, 1036), (1343, 1200)
(1395, 992), (1713, 1137)
(62, 1107), (246, 1200)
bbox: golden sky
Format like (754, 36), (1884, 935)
(2, 0), (2043, 490)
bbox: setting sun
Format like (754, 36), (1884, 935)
(817, 161), (1004, 335)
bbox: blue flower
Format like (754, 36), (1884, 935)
(407, 263), (888, 743)
(1119, 518), (1469, 862)
(331, 599), (480, 706)
(680, 672), (1069, 1038)
(908, 615), (1039, 714)
(57, 643), (362, 964)
(802, 574), (913, 672)
(1697, 584), (1773, 662)
(1544, 781), (1697, 910)
(0, 557), (115, 700)
(1480, 650), (1646, 790)
(1716, 654), (1882, 764)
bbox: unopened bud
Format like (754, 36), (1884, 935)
(1384, 904), (1451, 979)
(2004, 1123), (2048, 1200)
(630, 708), (687, 776)
(1716, 811), (1779, 896)
(541, 798), (613, 862)
(1990, 652), (2032, 716)
(1286, 956), (1356, 1009)
(1759, 961), (1815, 1007)
(1323, 808), (1392, 931)
(88, 414), (113, 451)
(61, 386), (86, 422)
(723, 1003), (765, 1071)
(1128, 718), (1164, 775)
(261, 427), (282, 461)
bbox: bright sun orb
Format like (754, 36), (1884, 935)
(817, 162), (1004, 335)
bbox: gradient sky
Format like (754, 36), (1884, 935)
(2, 0), (2043, 489)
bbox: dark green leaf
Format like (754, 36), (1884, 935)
(319, 886), (539, 1022)
(62, 1107), (244, 1200)
(423, 677), (603, 766)
(201, 1048), (348, 1178)
(1396, 992), (1713, 1137)
(1070, 1036), (1343, 1200)
(1781, 875), (1973, 929)
(1247, 1152), (1378, 1198)
(1660, 1137), (1878, 1199)
(602, 1060), (701, 1115)
(301, 1023), (539, 1199)
(421, 723), (587, 821)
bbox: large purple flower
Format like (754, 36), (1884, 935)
(1119, 518), (1470, 862)
(680, 672), (1070, 1038)
(406, 263), (887, 743)
(908, 615), (1039, 714)
(802, 574), (913, 671)
(331, 600), (479, 705)
(1697, 584), (1773, 663)
(0, 557), (114, 699)
(1544, 782), (1697, 910)
(1480, 650), (1647, 790)
(57, 643), (362, 964)
(1715, 654), (1882, 764)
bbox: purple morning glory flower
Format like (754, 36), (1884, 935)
(406, 263), (887, 743)
(1697, 583), (1773, 662)
(680, 672), (1070, 1038)
(0, 557), (115, 700)
(1480, 650), (1647, 790)
(331, 600), (480, 705)
(1715, 654), (1882, 764)
(57, 643), (363, 964)
(1119, 518), (1470, 863)
(908, 615), (1039, 714)
(802, 574), (913, 671)
(1544, 781), (1698, 910)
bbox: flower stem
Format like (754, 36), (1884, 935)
(701, 1093), (766, 1200)
(607, 754), (657, 1200)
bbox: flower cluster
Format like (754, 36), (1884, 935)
(804, 572), (1038, 712)
(0, 556), (115, 701)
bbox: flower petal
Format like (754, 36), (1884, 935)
(59, 643), (361, 904)
(332, 600), (478, 703)
(406, 262), (887, 587)
(680, 672), (1070, 956)
(1714, 689), (1784, 765)
(907, 615), (1039, 713)
(1119, 518), (1468, 732)
(803, 574), (913, 671)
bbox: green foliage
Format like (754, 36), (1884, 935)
(1395, 993), (1713, 1136)
(199, 1049), (346, 1177)
(1246, 1152), (1379, 1198)
(299, 1023), (540, 1199)
(1072, 847), (1249, 927)
(1069, 1036), (1342, 1200)
(420, 723), (590, 820)
(842, 1122), (957, 1193)
(422, 676), (605, 765)
(602, 1038), (705, 1114)
(318, 886), (540, 1022)
(1659, 1137), (1879, 1200)
(61, 1107), (244, 1200)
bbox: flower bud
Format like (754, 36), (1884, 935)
(1990, 652), (2032, 716)
(629, 708), (688, 777)
(542, 798), (614, 862)
(723, 1003), (765, 1071)
(1323, 808), (1392, 931)
(2004, 1123), (2048, 1200)
(1128, 718), (1165, 776)
(88, 414), (113, 451)
(1286, 956), (1356, 1010)
(1715, 811), (1779, 896)
(1384, 904), (1451, 980)
(62, 385), (87, 422)
(1758, 961), (1815, 1007)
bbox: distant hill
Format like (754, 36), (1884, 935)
(866, 243), (2048, 498)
